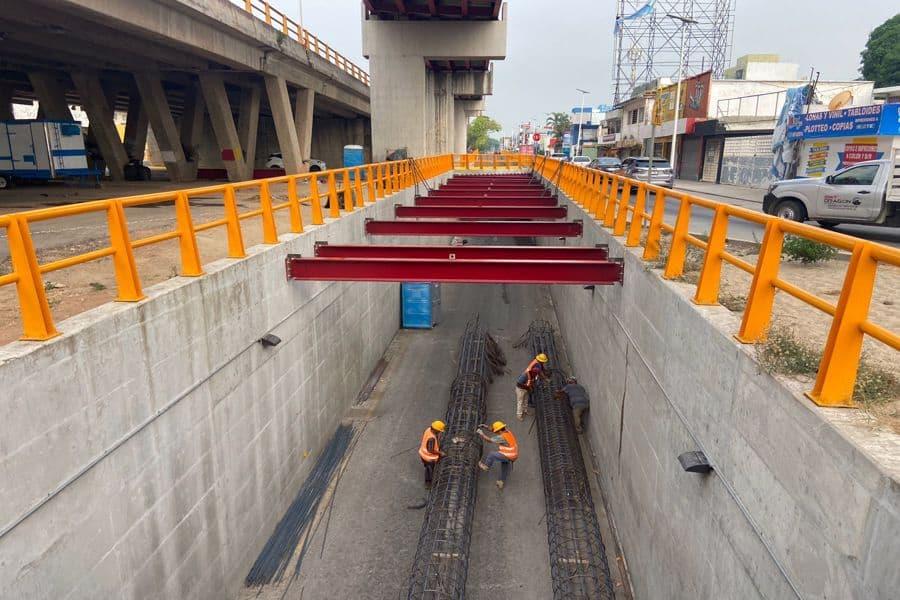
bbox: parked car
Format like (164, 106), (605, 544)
(571, 155), (592, 167)
(550, 152), (569, 161)
(617, 156), (674, 188)
(264, 153), (327, 172)
(588, 157), (622, 173)
(764, 159), (900, 228)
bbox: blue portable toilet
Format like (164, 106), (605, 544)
(343, 144), (364, 180)
(401, 283), (441, 329)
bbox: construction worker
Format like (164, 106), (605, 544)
(555, 376), (590, 434)
(477, 421), (519, 490)
(418, 420), (446, 489)
(515, 353), (549, 420)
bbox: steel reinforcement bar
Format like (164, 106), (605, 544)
(519, 320), (614, 599)
(407, 316), (505, 599)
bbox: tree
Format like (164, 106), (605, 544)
(860, 13), (900, 87)
(467, 115), (502, 152)
(545, 112), (572, 148)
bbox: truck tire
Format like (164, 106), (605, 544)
(0, 174), (9, 190)
(774, 199), (806, 222)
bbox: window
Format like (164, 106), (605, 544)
(832, 165), (879, 186)
(638, 108), (645, 123)
(629, 109), (639, 124)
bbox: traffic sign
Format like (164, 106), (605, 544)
(532, 133), (541, 142)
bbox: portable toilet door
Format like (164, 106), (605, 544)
(401, 282), (440, 329)
(343, 144), (364, 180)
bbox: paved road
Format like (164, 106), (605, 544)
(673, 180), (900, 248)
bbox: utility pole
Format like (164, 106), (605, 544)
(666, 13), (698, 178)
(576, 88), (589, 157)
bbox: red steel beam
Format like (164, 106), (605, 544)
(430, 190), (548, 197)
(416, 196), (558, 207)
(364, 219), (582, 237)
(395, 205), (567, 219)
(286, 257), (623, 285)
(313, 243), (608, 260)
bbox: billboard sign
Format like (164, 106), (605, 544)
(655, 71), (712, 123)
(787, 104), (895, 140)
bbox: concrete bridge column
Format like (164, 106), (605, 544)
(199, 73), (249, 181)
(71, 71), (129, 181)
(264, 75), (303, 175)
(351, 118), (366, 147)
(28, 71), (73, 120)
(179, 81), (205, 180)
(453, 101), (467, 154)
(433, 72), (453, 154)
(366, 55), (426, 160)
(293, 87), (314, 166)
(123, 92), (149, 161)
(134, 71), (191, 182)
(237, 85), (260, 174)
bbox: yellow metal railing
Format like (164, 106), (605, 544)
(231, 0), (370, 86)
(453, 153), (537, 170)
(535, 155), (900, 408)
(0, 155), (452, 342)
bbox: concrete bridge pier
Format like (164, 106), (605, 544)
(362, 9), (507, 160)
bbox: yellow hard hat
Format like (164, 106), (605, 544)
(431, 420), (446, 432)
(536, 353), (549, 363)
(491, 421), (506, 433)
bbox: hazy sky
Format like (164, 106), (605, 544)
(270, 1), (897, 136)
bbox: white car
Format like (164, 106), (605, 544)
(264, 153), (326, 172)
(572, 155), (592, 167)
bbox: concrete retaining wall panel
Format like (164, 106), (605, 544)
(0, 175), (446, 600)
(544, 182), (900, 599)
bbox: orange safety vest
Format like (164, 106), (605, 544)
(419, 428), (441, 462)
(498, 430), (518, 461)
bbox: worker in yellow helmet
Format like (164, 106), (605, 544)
(477, 421), (519, 490)
(515, 353), (549, 420)
(418, 420), (447, 489)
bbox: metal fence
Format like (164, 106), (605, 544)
(518, 320), (615, 600)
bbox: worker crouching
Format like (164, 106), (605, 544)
(555, 376), (590, 434)
(477, 421), (519, 490)
(419, 420), (446, 489)
(515, 353), (549, 421)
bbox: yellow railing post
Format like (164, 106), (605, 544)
(287, 176), (304, 233)
(354, 168), (365, 207)
(736, 220), (785, 342)
(327, 171), (340, 218)
(464, 154), (470, 170)
(174, 192), (203, 276)
(594, 174), (610, 219)
(625, 184), (647, 247)
(106, 200), (144, 301)
(643, 189), (667, 261)
(692, 205), (730, 304)
(492, 154), (497, 170)
(223, 186), (246, 257)
(309, 175), (324, 225)
(341, 170), (354, 211)
(613, 180), (632, 235)
(808, 244), (878, 406)
(603, 177), (619, 227)
(662, 197), (692, 279)
(7, 217), (58, 340)
(385, 163), (394, 195)
(259, 181), (279, 243)
(366, 165), (376, 202)
(376, 164), (385, 198)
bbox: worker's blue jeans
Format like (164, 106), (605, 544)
(483, 451), (512, 482)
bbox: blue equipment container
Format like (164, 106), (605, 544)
(343, 144), (364, 180)
(401, 283), (441, 329)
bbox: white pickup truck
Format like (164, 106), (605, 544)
(763, 158), (900, 228)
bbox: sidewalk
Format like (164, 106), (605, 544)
(673, 179), (765, 209)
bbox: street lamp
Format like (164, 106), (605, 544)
(575, 88), (590, 157)
(666, 13), (698, 178)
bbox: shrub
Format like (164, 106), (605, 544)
(756, 328), (820, 376)
(782, 235), (837, 264)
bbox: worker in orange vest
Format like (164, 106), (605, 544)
(418, 420), (446, 489)
(477, 421), (519, 490)
(515, 353), (549, 420)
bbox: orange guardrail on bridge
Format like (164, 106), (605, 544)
(231, 0), (370, 86)
(535, 155), (900, 408)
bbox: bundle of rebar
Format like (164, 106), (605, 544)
(519, 320), (614, 599)
(407, 315), (505, 599)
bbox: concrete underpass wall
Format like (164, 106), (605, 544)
(0, 175), (444, 600)
(545, 184), (899, 599)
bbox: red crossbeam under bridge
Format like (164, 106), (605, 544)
(312, 243), (608, 260)
(363, 219), (583, 237)
(395, 205), (567, 219)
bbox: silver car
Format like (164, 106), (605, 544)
(617, 156), (674, 188)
